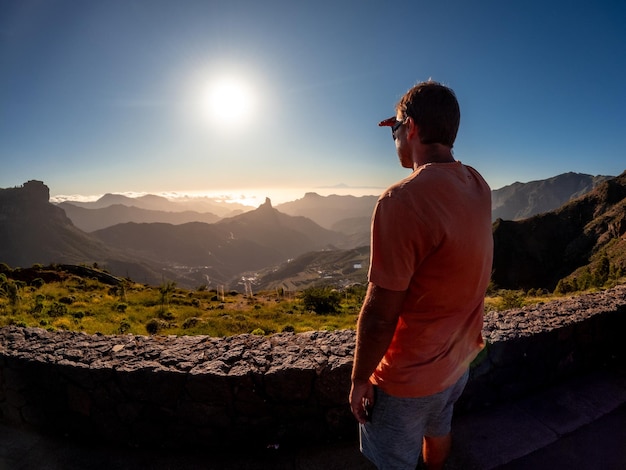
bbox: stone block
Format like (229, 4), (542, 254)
(315, 356), (352, 406)
(263, 365), (315, 403)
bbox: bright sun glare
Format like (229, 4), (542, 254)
(203, 77), (255, 126)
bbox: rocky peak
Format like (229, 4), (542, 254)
(0, 181), (51, 218)
(0, 180), (49, 207)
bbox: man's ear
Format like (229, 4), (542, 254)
(406, 117), (419, 140)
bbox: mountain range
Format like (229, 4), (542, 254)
(1, 171), (624, 291)
(492, 171), (626, 291)
(61, 192), (248, 217)
(89, 198), (350, 288)
(491, 172), (612, 221)
(57, 203), (221, 232)
(56, 173), (613, 236)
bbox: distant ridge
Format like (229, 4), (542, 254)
(492, 170), (626, 290)
(90, 197), (351, 288)
(58, 202), (220, 232)
(276, 192), (378, 229)
(2, 171), (624, 292)
(51, 172), (612, 232)
(492, 172), (612, 221)
(61, 192), (248, 217)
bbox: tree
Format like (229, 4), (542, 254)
(301, 286), (341, 314)
(158, 281), (176, 315)
(593, 254), (610, 287)
(0, 278), (22, 311)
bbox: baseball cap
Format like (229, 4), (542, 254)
(378, 117), (397, 127)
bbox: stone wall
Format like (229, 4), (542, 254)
(1, 285), (625, 452)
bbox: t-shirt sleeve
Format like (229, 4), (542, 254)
(368, 194), (433, 291)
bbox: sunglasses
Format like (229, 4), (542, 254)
(391, 119), (405, 140)
(378, 116), (408, 140)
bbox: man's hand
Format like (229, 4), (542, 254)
(349, 283), (405, 424)
(349, 378), (374, 424)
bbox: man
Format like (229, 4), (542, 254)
(349, 81), (493, 470)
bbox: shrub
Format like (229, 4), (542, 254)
(1, 280), (21, 307)
(251, 328), (265, 335)
(31, 278), (45, 289)
(58, 296), (75, 305)
(182, 317), (199, 329)
(158, 281), (176, 314)
(48, 302), (68, 317)
(499, 290), (525, 310)
(301, 286), (341, 314)
(555, 278), (575, 294)
(158, 310), (175, 320)
(594, 255), (610, 286)
(31, 294), (45, 314)
(118, 320), (131, 334)
(146, 318), (162, 335)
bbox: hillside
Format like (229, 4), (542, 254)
(492, 172), (612, 221)
(91, 198), (351, 288)
(217, 197), (349, 251)
(264, 172), (626, 293)
(0, 181), (112, 266)
(58, 202), (220, 232)
(251, 245), (370, 291)
(0, 181), (170, 284)
(492, 170), (626, 290)
(276, 192), (378, 229)
(1, 182), (353, 290)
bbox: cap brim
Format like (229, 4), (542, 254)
(378, 116), (396, 127)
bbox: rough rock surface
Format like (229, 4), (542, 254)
(0, 285), (625, 450)
(483, 283), (626, 341)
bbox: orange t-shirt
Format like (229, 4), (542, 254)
(369, 161), (493, 397)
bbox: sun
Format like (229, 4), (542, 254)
(203, 77), (255, 126)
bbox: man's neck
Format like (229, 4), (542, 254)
(413, 143), (455, 168)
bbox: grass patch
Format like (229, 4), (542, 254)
(2, 265), (624, 336)
(0, 269), (362, 336)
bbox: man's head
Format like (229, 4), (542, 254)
(382, 80), (460, 148)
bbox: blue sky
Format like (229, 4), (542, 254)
(1, 0), (624, 205)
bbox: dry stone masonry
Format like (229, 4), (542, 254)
(1, 285), (625, 451)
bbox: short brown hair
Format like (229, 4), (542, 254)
(396, 81), (460, 147)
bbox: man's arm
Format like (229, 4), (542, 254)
(349, 282), (407, 423)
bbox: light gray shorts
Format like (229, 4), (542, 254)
(359, 369), (469, 470)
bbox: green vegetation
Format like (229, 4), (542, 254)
(484, 262), (626, 312)
(484, 288), (550, 312)
(554, 250), (624, 294)
(0, 264), (624, 336)
(0, 265), (367, 336)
